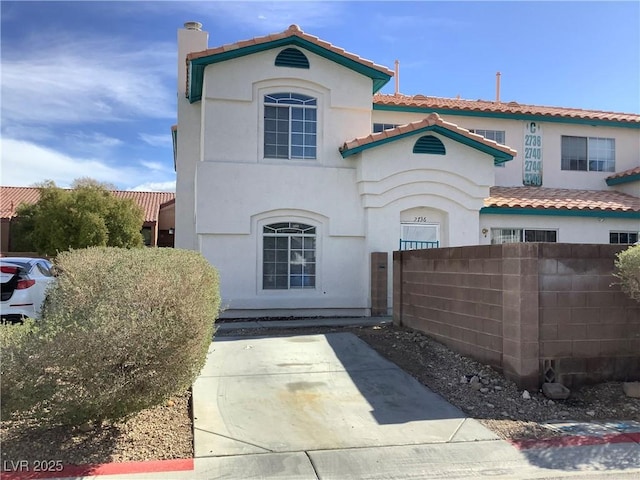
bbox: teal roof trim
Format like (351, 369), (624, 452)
(188, 37), (392, 102)
(340, 125), (513, 165)
(373, 104), (640, 129)
(480, 206), (640, 219)
(606, 173), (640, 186)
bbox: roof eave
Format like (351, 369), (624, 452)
(340, 124), (515, 165)
(606, 173), (640, 186)
(480, 206), (640, 219)
(188, 36), (392, 103)
(373, 103), (640, 129)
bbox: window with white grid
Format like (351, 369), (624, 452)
(264, 93), (317, 160)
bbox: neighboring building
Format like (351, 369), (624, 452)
(174, 23), (639, 318)
(0, 187), (176, 251)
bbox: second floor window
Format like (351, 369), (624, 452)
(561, 136), (615, 172)
(264, 93), (317, 160)
(470, 129), (506, 167)
(469, 129), (505, 145)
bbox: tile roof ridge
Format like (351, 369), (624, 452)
(373, 92), (640, 118)
(341, 113), (516, 156)
(187, 25), (393, 76)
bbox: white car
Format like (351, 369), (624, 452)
(0, 257), (56, 323)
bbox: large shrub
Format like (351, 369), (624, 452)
(1, 247), (220, 426)
(614, 244), (640, 302)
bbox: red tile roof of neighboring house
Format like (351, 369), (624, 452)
(606, 166), (640, 181)
(188, 24), (393, 76)
(0, 186), (175, 223)
(485, 186), (640, 213)
(340, 113), (517, 158)
(374, 94), (640, 125)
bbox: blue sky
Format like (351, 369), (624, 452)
(1, 1), (638, 191)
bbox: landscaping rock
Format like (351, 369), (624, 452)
(623, 382), (640, 398)
(542, 382), (570, 400)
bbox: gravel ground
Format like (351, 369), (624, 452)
(1, 322), (638, 466)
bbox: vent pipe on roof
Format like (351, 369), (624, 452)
(496, 71), (501, 103)
(184, 21), (202, 31)
(395, 59), (399, 96)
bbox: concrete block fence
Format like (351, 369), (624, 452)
(392, 243), (640, 390)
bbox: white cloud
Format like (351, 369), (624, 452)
(67, 132), (123, 149)
(129, 181), (176, 192)
(139, 133), (173, 148)
(139, 160), (169, 172)
(1, 138), (175, 191)
(1, 138), (133, 188)
(1, 33), (176, 126)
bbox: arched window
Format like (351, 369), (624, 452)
(275, 48), (310, 69)
(263, 222), (316, 289)
(413, 135), (446, 155)
(264, 93), (317, 160)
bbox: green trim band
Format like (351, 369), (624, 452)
(340, 125), (514, 164)
(373, 104), (640, 129)
(606, 173), (640, 186)
(480, 206), (640, 219)
(188, 37), (392, 102)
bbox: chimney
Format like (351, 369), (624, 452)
(178, 21), (209, 97)
(495, 71), (501, 103)
(394, 59), (400, 96)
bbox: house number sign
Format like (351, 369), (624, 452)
(523, 121), (542, 186)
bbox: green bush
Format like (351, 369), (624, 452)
(614, 244), (640, 302)
(0, 247), (220, 426)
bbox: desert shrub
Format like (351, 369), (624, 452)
(0, 247), (220, 426)
(614, 244), (640, 302)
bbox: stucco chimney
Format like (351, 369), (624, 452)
(495, 71), (501, 103)
(178, 21), (209, 97)
(394, 59), (400, 96)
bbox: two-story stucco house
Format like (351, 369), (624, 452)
(174, 22), (640, 318)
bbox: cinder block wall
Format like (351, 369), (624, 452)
(393, 246), (505, 370)
(538, 244), (640, 387)
(394, 244), (640, 390)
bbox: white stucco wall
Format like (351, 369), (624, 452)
(479, 214), (640, 245)
(373, 110), (640, 190)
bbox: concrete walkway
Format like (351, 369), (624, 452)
(36, 319), (640, 480)
(189, 330), (640, 479)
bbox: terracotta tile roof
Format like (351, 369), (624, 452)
(485, 186), (640, 213)
(340, 113), (517, 157)
(374, 94), (640, 125)
(188, 24), (393, 76)
(0, 186), (175, 223)
(606, 166), (640, 181)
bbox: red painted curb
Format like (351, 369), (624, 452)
(1, 458), (193, 480)
(511, 432), (640, 450)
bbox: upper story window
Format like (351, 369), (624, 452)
(264, 93), (317, 160)
(470, 129), (506, 167)
(263, 222), (316, 290)
(275, 48), (310, 69)
(469, 129), (506, 145)
(373, 123), (399, 133)
(561, 136), (615, 172)
(413, 135), (445, 155)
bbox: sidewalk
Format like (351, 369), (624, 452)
(10, 319), (640, 480)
